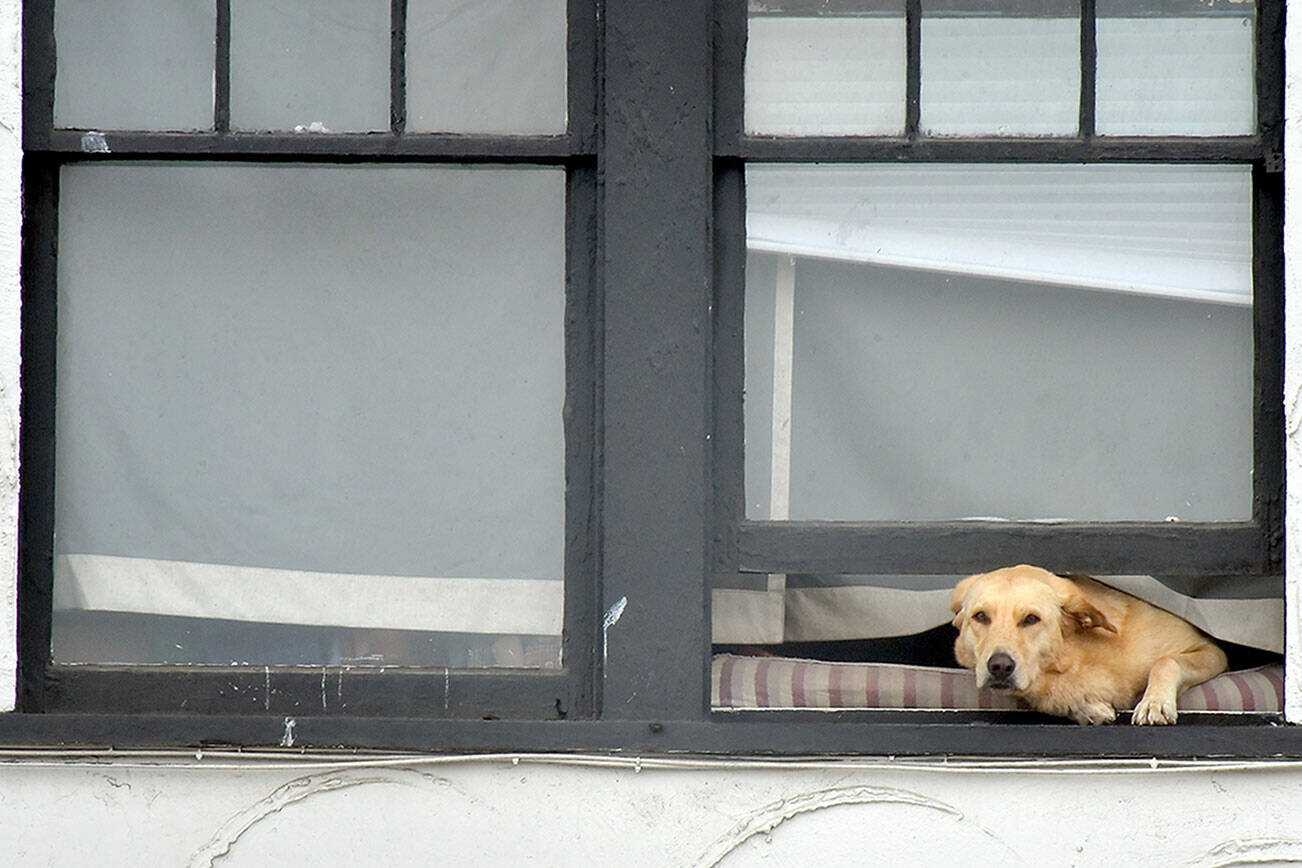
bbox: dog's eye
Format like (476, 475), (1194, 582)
(1019, 613), (1041, 627)
(971, 611), (990, 625)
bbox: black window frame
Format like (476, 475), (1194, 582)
(717, 0), (1286, 581)
(17, 0), (602, 722)
(7, 0), (1302, 759)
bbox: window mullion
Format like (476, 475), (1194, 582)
(215, 0), (231, 133)
(1078, 0), (1095, 138)
(905, 0), (921, 138)
(16, 157), (57, 714)
(389, 0), (406, 134)
(597, 0), (715, 722)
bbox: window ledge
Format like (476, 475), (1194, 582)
(0, 713), (1293, 757)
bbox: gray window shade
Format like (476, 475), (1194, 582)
(744, 4), (1256, 139)
(54, 0), (215, 131)
(1096, 6), (1256, 136)
(920, 13), (1080, 136)
(52, 164), (566, 667)
(406, 0), (568, 134)
(746, 14), (907, 136)
(230, 0), (391, 132)
(744, 164), (1253, 524)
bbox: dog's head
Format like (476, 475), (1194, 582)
(950, 564), (1116, 693)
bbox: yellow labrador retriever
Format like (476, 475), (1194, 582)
(951, 564), (1226, 725)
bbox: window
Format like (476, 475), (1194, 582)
(10, 0), (1298, 755)
(711, 0), (1285, 692)
(21, 0), (597, 719)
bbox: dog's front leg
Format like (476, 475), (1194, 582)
(1132, 656), (1182, 725)
(1068, 699), (1117, 726)
(1132, 644), (1228, 725)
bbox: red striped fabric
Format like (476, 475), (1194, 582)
(711, 655), (1283, 713)
(754, 658), (772, 708)
(864, 664), (879, 712)
(717, 654), (736, 707)
(792, 657), (808, 707)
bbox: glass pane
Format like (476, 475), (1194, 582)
(746, 6), (906, 136)
(407, 0), (568, 134)
(54, 164), (565, 667)
(231, 0), (390, 132)
(1097, 0), (1255, 136)
(54, 0), (214, 131)
(921, 1), (1079, 136)
(745, 164), (1253, 522)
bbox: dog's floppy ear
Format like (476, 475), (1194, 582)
(1060, 592), (1118, 634)
(1044, 573), (1118, 634)
(951, 574), (979, 627)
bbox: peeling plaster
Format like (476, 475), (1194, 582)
(691, 784), (1018, 868)
(1190, 837), (1302, 867)
(187, 768), (460, 867)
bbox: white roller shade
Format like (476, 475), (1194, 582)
(747, 163), (1253, 306)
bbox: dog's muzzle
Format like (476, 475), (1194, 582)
(985, 651), (1017, 690)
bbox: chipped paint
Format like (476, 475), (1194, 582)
(602, 595), (628, 668)
(280, 717), (296, 748)
(79, 131), (109, 153)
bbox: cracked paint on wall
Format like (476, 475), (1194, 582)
(187, 767), (463, 867)
(1190, 836), (1302, 867)
(692, 784), (1023, 867)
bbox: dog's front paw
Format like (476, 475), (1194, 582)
(1132, 696), (1178, 725)
(1068, 700), (1117, 726)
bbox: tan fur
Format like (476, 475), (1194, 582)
(951, 564), (1227, 725)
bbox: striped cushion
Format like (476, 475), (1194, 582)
(1175, 665), (1284, 712)
(711, 654), (1284, 713)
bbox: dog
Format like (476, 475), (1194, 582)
(951, 564), (1226, 725)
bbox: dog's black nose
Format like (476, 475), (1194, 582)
(987, 652), (1016, 681)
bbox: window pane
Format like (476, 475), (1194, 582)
(745, 164), (1253, 522)
(53, 164), (565, 667)
(745, 6), (907, 136)
(231, 0), (390, 132)
(407, 0), (568, 134)
(921, 1), (1080, 136)
(1096, 0), (1255, 136)
(54, 0), (215, 131)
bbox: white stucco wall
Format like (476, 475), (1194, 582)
(0, 0), (20, 716)
(3, 753), (1302, 866)
(0, 2), (1300, 866)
